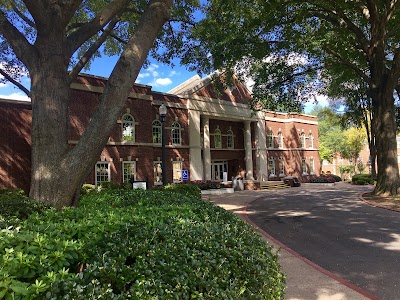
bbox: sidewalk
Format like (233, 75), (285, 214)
(202, 190), (377, 300)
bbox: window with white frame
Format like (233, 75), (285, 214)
(301, 158), (307, 174)
(171, 122), (181, 145)
(95, 162), (110, 185)
(123, 161), (136, 183)
(267, 131), (274, 148)
(214, 127), (222, 148)
(172, 161), (182, 182)
(122, 114), (135, 141)
(152, 120), (162, 144)
(309, 133), (314, 148)
(227, 129), (234, 149)
(279, 158), (285, 176)
(300, 132), (306, 148)
(309, 157), (315, 174)
(153, 161), (163, 185)
(269, 158), (276, 176)
(278, 132), (283, 148)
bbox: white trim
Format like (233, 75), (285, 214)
(122, 161), (136, 183)
(95, 161), (111, 186)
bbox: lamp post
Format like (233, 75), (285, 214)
(159, 103), (167, 186)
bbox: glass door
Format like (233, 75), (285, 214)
(211, 160), (228, 181)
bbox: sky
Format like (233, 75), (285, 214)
(0, 55), (327, 114)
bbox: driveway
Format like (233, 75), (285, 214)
(246, 183), (400, 300)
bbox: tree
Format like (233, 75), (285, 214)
(0, 0), (201, 208)
(193, 1), (400, 195)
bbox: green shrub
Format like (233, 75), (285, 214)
(164, 183), (201, 199)
(0, 189), (285, 299)
(352, 174), (374, 185)
(330, 174), (342, 182)
(187, 180), (221, 190)
(0, 189), (49, 228)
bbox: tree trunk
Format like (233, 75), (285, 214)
(28, 0), (172, 209)
(373, 91), (399, 195)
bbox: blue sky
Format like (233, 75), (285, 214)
(0, 55), (324, 113)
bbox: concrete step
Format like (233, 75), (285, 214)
(260, 181), (290, 190)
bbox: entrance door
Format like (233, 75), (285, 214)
(211, 160), (228, 181)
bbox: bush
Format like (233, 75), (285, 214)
(0, 189), (49, 228)
(0, 189), (285, 299)
(164, 183), (201, 199)
(329, 174), (342, 182)
(352, 174), (374, 185)
(186, 180), (221, 190)
(309, 175), (336, 183)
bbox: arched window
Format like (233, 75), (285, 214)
(122, 114), (135, 141)
(214, 127), (222, 148)
(171, 122), (181, 145)
(278, 132), (283, 148)
(152, 119), (162, 144)
(309, 133), (314, 148)
(300, 132), (306, 148)
(227, 129), (234, 149)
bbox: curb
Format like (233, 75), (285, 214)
(241, 199), (382, 300)
(359, 192), (400, 213)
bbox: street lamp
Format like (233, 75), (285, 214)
(159, 103), (167, 186)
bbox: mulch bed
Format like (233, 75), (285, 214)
(362, 192), (400, 212)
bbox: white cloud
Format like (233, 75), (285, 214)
(304, 94), (329, 114)
(169, 70), (180, 77)
(138, 72), (150, 79)
(0, 92), (30, 101)
(146, 64), (159, 72)
(152, 71), (159, 77)
(152, 78), (173, 86)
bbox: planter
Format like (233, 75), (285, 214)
(201, 188), (234, 195)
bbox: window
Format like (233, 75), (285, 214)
(279, 158), (285, 176)
(172, 161), (182, 183)
(302, 158), (307, 174)
(123, 161), (136, 183)
(153, 161), (163, 185)
(309, 157), (315, 174)
(267, 131), (274, 148)
(95, 162), (110, 186)
(214, 127), (222, 148)
(278, 132), (283, 149)
(227, 129), (234, 149)
(300, 133), (306, 148)
(122, 114), (135, 141)
(152, 120), (162, 144)
(269, 159), (276, 176)
(171, 122), (181, 145)
(309, 133), (314, 148)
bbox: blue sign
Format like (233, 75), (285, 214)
(182, 169), (189, 181)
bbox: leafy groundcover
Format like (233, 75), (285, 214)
(1, 188), (285, 299)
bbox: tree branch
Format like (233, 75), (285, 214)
(0, 68), (30, 97)
(11, 2), (35, 28)
(69, 18), (119, 82)
(0, 9), (38, 69)
(66, 0), (130, 57)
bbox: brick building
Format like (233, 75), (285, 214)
(0, 73), (320, 192)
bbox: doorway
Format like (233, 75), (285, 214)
(211, 160), (228, 181)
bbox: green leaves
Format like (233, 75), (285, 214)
(1, 189), (285, 299)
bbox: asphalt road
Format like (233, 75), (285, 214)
(246, 183), (400, 300)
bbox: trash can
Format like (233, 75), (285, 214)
(283, 176), (301, 187)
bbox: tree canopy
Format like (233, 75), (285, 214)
(192, 0), (400, 195)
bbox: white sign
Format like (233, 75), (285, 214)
(132, 181), (147, 190)
(223, 172), (228, 182)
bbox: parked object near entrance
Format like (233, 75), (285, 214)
(283, 176), (301, 187)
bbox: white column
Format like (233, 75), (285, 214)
(244, 121), (254, 180)
(202, 116), (211, 180)
(189, 110), (203, 180)
(255, 113), (268, 181)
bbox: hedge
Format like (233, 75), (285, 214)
(0, 189), (285, 299)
